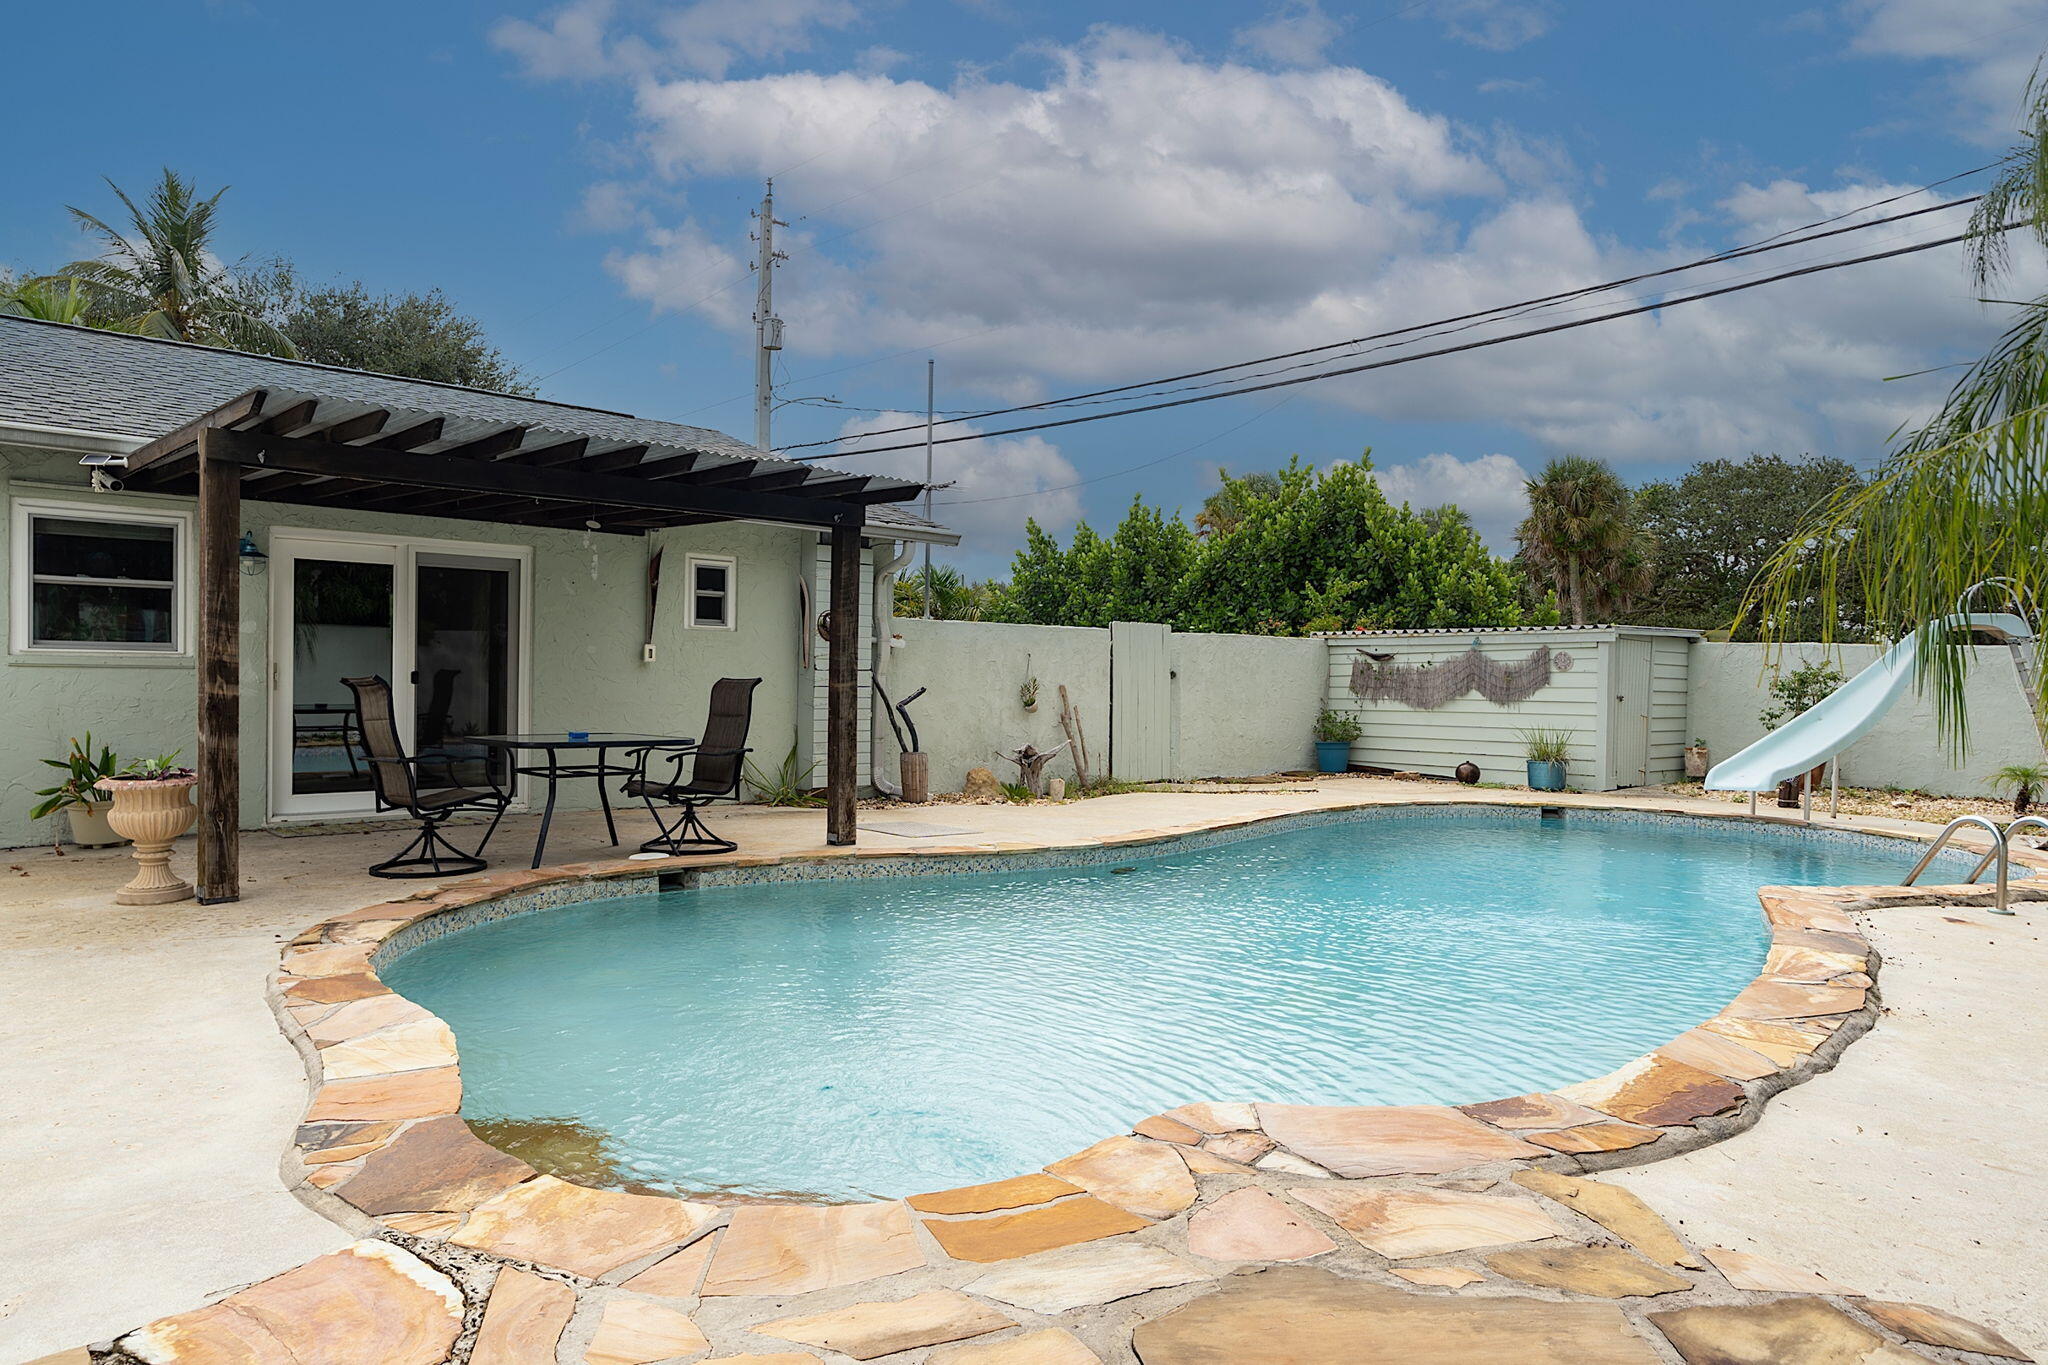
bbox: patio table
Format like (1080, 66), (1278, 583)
(470, 733), (695, 869)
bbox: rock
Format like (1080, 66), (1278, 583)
(1648, 1298), (1926, 1365)
(1130, 1266), (1661, 1364)
(1201, 1132), (1275, 1163)
(963, 767), (1002, 799)
(318, 1017), (459, 1078)
(702, 1201), (926, 1296)
(928, 1330), (1102, 1364)
(1047, 777), (1067, 800)
(304, 1066), (462, 1123)
(335, 1116), (534, 1216)
(1654, 1029), (1780, 1081)
(1483, 1245), (1691, 1297)
(1525, 1122), (1663, 1154)
(1858, 1300), (2032, 1360)
(922, 1195), (1150, 1262)
(1458, 1093), (1611, 1131)
(471, 1268), (576, 1364)
(1184, 1188), (1338, 1263)
(1045, 1136), (1197, 1217)
(908, 1173), (1081, 1215)
(452, 1175), (720, 1278)
(1132, 1113), (1206, 1145)
(757, 1289), (1015, 1360)
(1510, 1171), (1700, 1268)
(583, 1298), (710, 1365)
(1257, 1105), (1545, 1177)
(1289, 1184), (1565, 1259)
(1700, 1247), (1857, 1295)
(1163, 1102), (1261, 1134)
(119, 1240), (463, 1365)
(964, 1242), (1210, 1315)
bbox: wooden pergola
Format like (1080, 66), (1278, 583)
(118, 386), (925, 903)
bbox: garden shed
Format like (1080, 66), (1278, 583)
(1319, 625), (1701, 791)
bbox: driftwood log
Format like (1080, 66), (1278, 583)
(999, 742), (1069, 798)
(1058, 684), (1092, 790)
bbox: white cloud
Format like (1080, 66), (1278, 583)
(1234, 1), (1345, 67)
(1844, 0), (2048, 137)
(1370, 452), (1530, 551)
(493, 0), (860, 81)
(829, 412), (1083, 559)
(1477, 76), (1544, 94)
(1428, 0), (1557, 51)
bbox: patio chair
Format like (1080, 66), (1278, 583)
(342, 675), (511, 878)
(623, 676), (761, 855)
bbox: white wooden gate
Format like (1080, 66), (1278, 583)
(1110, 620), (1173, 780)
(1609, 636), (1653, 788)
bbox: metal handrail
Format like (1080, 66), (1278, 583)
(1903, 813), (2047, 915)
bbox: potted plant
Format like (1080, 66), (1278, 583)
(1313, 709), (1362, 773)
(1760, 662), (1845, 806)
(1520, 728), (1572, 791)
(1683, 737), (1710, 780)
(1990, 762), (2048, 816)
(30, 733), (126, 850)
(96, 751), (199, 905)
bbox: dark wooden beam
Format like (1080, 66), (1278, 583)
(668, 458), (760, 486)
(624, 450), (699, 480)
(570, 444), (654, 474)
(825, 524), (861, 846)
(737, 467), (817, 493)
(498, 437), (592, 468)
(195, 428), (242, 903)
(253, 398), (320, 437)
(123, 389), (269, 473)
(238, 417), (447, 498)
(306, 408), (391, 444)
(437, 425), (531, 461)
(792, 475), (875, 501)
(219, 431), (867, 529)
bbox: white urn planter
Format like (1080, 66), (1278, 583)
(95, 776), (198, 905)
(66, 800), (128, 848)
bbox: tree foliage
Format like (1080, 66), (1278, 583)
(983, 457), (1545, 635)
(1515, 455), (1652, 626)
(280, 279), (535, 394)
(892, 564), (1004, 620)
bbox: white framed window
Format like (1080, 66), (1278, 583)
(684, 554), (736, 629)
(10, 497), (191, 655)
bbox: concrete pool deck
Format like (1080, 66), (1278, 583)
(1, 778), (2043, 1362)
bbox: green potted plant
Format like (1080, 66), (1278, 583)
(30, 733), (125, 850)
(1990, 762), (2048, 816)
(96, 751), (199, 905)
(1760, 662), (1845, 806)
(1520, 727), (1573, 792)
(1313, 709), (1362, 773)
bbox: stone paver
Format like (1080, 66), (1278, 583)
(920, 1196), (1149, 1262)
(583, 1298), (710, 1365)
(451, 1176), (718, 1278)
(302, 1066), (461, 1123)
(1289, 1184), (1566, 1258)
(1858, 1300), (2032, 1360)
(1556, 1055), (1746, 1127)
(471, 1268), (576, 1364)
(1044, 1135), (1196, 1218)
(907, 1173), (1080, 1215)
(702, 1202), (926, 1296)
(1184, 1188), (1337, 1263)
(755, 1289), (1015, 1359)
(927, 1328), (1101, 1363)
(1511, 1170), (1700, 1268)
(1389, 1266), (1484, 1288)
(117, 1241), (462, 1365)
(1483, 1244), (1692, 1297)
(963, 1242), (1210, 1315)
(1129, 1266), (1662, 1364)
(1648, 1298), (1927, 1365)
(1257, 1104), (1545, 1176)
(1702, 1246), (1859, 1295)
(332, 1116), (533, 1216)
(621, 1234), (719, 1297)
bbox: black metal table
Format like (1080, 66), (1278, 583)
(470, 733), (695, 868)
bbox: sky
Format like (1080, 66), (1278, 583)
(6, 0), (2048, 572)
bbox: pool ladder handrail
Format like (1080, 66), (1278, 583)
(1900, 813), (2048, 915)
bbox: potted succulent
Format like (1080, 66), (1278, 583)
(1313, 709), (1362, 773)
(1520, 728), (1572, 792)
(96, 751), (199, 905)
(30, 733), (126, 850)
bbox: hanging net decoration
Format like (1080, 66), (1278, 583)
(1349, 646), (1553, 710)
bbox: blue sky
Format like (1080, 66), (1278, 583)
(7, 0), (2047, 571)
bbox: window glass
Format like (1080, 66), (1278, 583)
(690, 560), (730, 626)
(27, 514), (179, 649)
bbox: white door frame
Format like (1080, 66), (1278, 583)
(268, 527), (534, 822)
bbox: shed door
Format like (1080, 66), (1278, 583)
(1610, 637), (1654, 788)
(1110, 620), (1173, 780)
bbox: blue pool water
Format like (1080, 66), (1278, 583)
(383, 811), (1936, 1202)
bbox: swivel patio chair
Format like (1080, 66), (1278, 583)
(623, 676), (761, 855)
(342, 675), (511, 878)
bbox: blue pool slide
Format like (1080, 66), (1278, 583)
(1704, 612), (2037, 792)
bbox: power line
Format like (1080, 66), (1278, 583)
(777, 181), (1997, 453)
(799, 218), (2028, 461)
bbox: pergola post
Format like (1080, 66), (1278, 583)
(195, 427), (241, 903)
(825, 523), (861, 845)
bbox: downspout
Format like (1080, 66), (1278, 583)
(871, 538), (918, 796)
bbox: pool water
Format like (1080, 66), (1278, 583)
(383, 811), (1931, 1202)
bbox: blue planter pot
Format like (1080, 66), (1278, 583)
(1526, 758), (1567, 791)
(1315, 740), (1352, 773)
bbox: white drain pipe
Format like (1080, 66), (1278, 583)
(871, 538), (917, 797)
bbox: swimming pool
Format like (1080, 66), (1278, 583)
(382, 809), (1944, 1203)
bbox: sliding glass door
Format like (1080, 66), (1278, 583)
(271, 532), (526, 819)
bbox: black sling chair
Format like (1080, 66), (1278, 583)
(342, 675), (511, 878)
(623, 676), (760, 855)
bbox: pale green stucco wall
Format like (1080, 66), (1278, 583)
(1, 442), (816, 849)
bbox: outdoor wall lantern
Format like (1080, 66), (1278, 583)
(237, 532), (268, 576)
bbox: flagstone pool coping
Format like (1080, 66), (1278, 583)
(102, 796), (2048, 1363)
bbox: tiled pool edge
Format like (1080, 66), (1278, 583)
(154, 794), (2043, 1365)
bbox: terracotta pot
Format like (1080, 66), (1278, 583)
(66, 800), (127, 848)
(95, 776), (198, 905)
(1683, 745), (1710, 779)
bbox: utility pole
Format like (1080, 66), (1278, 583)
(751, 180), (787, 452)
(923, 357), (935, 618)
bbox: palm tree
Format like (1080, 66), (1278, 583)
(1515, 456), (1650, 625)
(1744, 63), (2048, 747)
(59, 169), (295, 355)
(0, 273), (130, 327)
(1195, 469), (1285, 538)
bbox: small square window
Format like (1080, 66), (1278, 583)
(685, 556), (734, 629)
(12, 504), (187, 653)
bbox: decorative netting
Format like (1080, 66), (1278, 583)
(1349, 646), (1554, 710)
